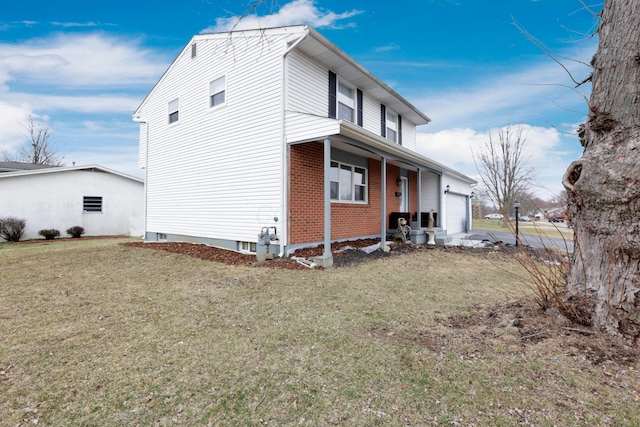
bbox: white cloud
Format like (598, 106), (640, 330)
(417, 124), (575, 198)
(413, 43), (596, 133)
(204, 0), (362, 33)
(0, 32), (169, 88)
(0, 101), (31, 151)
(374, 43), (400, 53)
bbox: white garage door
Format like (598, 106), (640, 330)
(446, 195), (468, 234)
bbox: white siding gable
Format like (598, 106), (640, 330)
(136, 32), (295, 243)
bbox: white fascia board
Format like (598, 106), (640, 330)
(0, 164), (144, 183)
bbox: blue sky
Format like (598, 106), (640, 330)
(0, 0), (601, 198)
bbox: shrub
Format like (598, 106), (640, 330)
(0, 217), (26, 242)
(38, 229), (61, 240)
(66, 226), (85, 238)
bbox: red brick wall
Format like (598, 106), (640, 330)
(288, 143), (419, 245)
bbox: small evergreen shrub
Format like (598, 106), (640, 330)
(66, 226), (85, 238)
(0, 217), (26, 242)
(38, 229), (61, 240)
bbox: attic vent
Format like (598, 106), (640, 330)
(191, 43), (197, 58)
(83, 196), (102, 213)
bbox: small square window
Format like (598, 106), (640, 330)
(83, 196), (102, 213)
(240, 241), (256, 253)
(168, 98), (179, 124)
(157, 233), (167, 241)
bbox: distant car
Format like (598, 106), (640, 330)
(518, 216), (531, 222)
(548, 213), (564, 223)
(484, 213), (504, 220)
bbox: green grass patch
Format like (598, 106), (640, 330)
(1, 238), (636, 426)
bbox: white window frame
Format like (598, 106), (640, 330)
(386, 110), (398, 142)
(168, 98), (179, 125)
(330, 160), (368, 204)
(337, 80), (355, 123)
(239, 241), (257, 254)
(209, 75), (226, 109)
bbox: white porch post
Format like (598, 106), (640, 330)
(417, 168), (422, 229)
(316, 137), (334, 267)
(381, 157), (388, 250)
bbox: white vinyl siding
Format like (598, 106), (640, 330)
(137, 33), (289, 243)
(420, 170), (440, 215)
(401, 119), (417, 151)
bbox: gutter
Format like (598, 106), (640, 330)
(278, 27), (310, 257)
(132, 115), (148, 240)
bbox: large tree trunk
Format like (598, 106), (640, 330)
(563, 0), (640, 343)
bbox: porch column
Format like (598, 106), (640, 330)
(417, 168), (422, 229)
(381, 157), (388, 250)
(318, 138), (333, 267)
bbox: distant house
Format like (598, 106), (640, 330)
(133, 25), (475, 263)
(0, 164), (144, 241)
(0, 162), (58, 173)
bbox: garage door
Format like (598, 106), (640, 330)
(446, 195), (468, 234)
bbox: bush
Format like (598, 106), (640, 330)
(38, 229), (60, 240)
(0, 217), (26, 242)
(66, 226), (85, 238)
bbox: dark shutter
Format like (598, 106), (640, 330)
(357, 89), (363, 126)
(328, 71), (337, 119)
(380, 104), (386, 137)
(398, 115), (403, 145)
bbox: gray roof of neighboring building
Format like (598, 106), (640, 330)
(0, 162), (60, 173)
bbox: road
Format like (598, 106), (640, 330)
(465, 229), (574, 253)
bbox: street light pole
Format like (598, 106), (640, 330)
(514, 200), (520, 247)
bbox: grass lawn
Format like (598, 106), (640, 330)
(1, 238), (638, 425)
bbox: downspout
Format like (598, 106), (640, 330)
(279, 27), (310, 257)
(132, 115), (148, 241)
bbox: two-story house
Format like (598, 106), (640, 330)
(133, 25), (475, 266)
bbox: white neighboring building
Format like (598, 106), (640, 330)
(0, 165), (144, 241)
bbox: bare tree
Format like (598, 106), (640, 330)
(563, 0), (640, 342)
(474, 123), (534, 227)
(1, 116), (64, 166)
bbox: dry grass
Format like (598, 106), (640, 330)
(1, 238), (639, 426)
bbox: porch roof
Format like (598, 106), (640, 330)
(287, 120), (477, 185)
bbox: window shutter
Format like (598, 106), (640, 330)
(328, 71), (337, 119)
(357, 89), (363, 126)
(398, 115), (403, 145)
(380, 104), (386, 137)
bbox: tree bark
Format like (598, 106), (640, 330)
(563, 0), (640, 343)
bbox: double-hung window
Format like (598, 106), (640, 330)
(386, 110), (398, 142)
(209, 75), (226, 108)
(168, 98), (179, 124)
(330, 161), (367, 203)
(337, 81), (355, 122)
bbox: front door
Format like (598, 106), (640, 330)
(399, 176), (409, 212)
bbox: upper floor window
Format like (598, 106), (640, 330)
(209, 75), (226, 108)
(191, 43), (197, 58)
(386, 110), (398, 142)
(337, 80), (355, 122)
(168, 98), (179, 124)
(330, 161), (367, 203)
